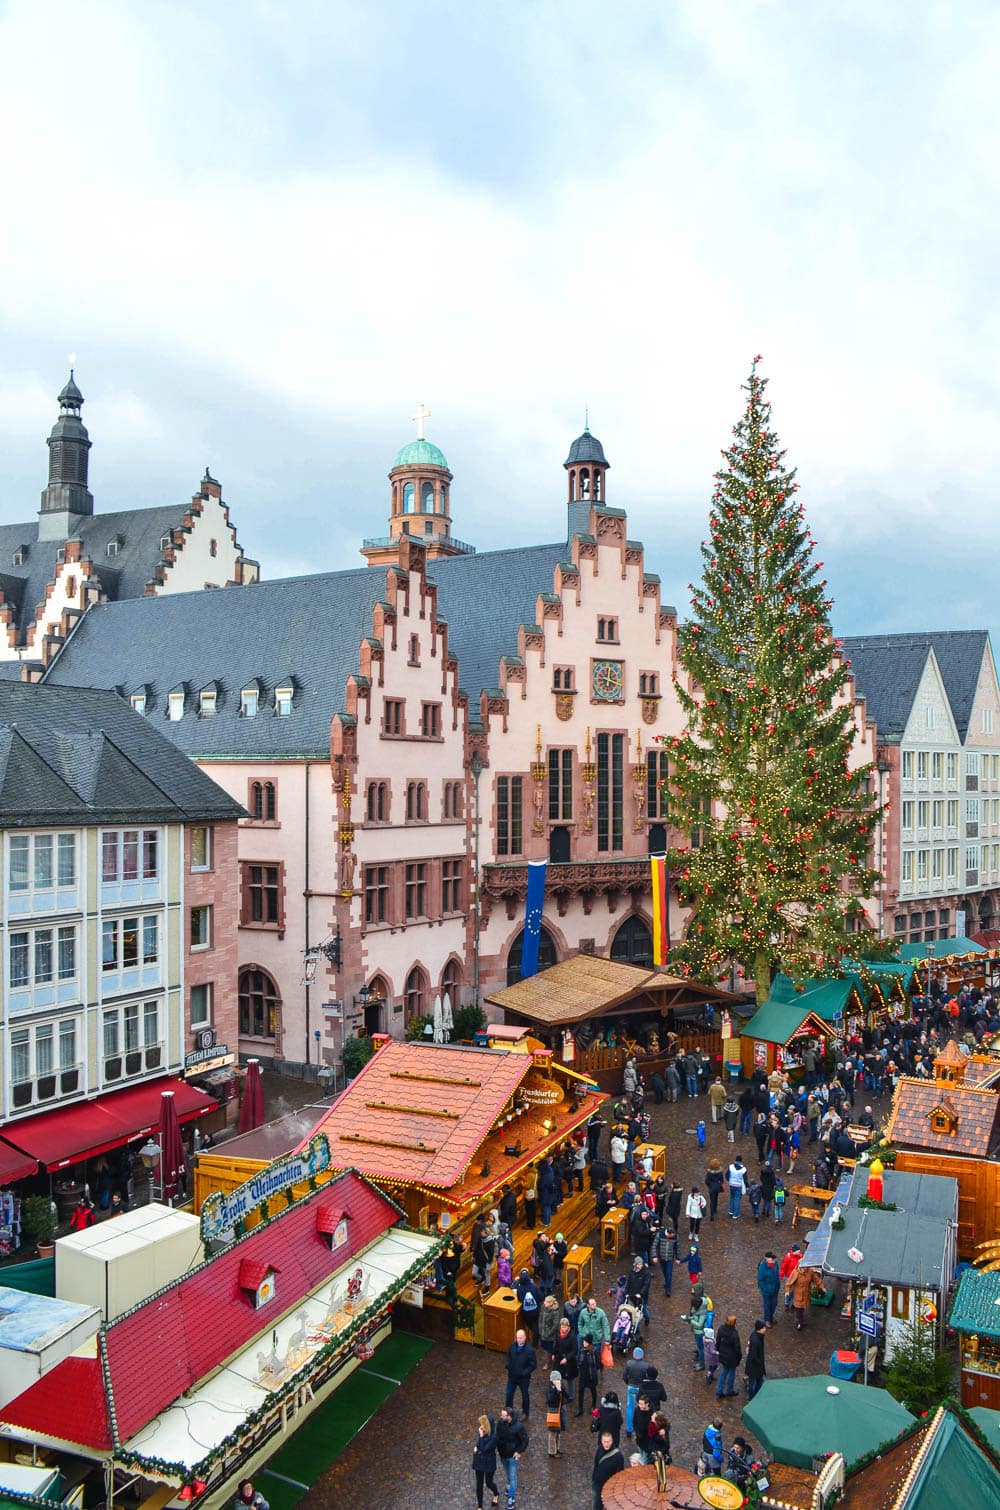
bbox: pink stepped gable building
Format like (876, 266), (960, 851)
(42, 422), (878, 1069)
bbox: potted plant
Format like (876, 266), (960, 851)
(22, 1194), (57, 1256)
(342, 1033), (375, 1081)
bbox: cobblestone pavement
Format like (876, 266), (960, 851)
(302, 1088), (848, 1510)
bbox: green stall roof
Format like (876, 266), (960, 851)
(949, 1268), (1000, 1339)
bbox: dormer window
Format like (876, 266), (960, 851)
(106, 536), (122, 558)
(168, 689), (185, 721)
(12, 545), (28, 567)
(237, 1258), (278, 1309)
(316, 1206), (350, 1252)
(199, 685), (217, 718)
(928, 1099), (958, 1135)
(160, 533), (172, 551)
(241, 686), (260, 718)
(275, 684), (293, 717)
(55, 547), (66, 565)
(130, 692), (147, 716)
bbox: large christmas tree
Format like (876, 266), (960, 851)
(663, 358), (882, 1003)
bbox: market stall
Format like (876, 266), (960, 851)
(485, 954), (742, 1093)
(950, 1267), (1000, 1412)
(737, 1001), (834, 1080)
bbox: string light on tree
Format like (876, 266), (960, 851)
(658, 358), (882, 1003)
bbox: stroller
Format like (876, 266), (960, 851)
(611, 1301), (643, 1354)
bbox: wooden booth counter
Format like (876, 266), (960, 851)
(484, 1287), (523, 1353)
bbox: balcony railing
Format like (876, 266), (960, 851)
(482, 857), (655, 916)
(362, 532), (476, 556)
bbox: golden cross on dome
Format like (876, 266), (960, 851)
(411, 401), (431, 440)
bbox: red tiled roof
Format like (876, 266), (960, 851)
(1, 1171), (400, 1451)
(237, 1258), (276, 1291)
(887, 1077), (1000, 1158)
(0, 1356), (110, 1449)
(303, 1042), (532, 1190)
(315, 1205), (348, 1234)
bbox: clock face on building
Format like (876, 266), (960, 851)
(592, 660), (624, 702)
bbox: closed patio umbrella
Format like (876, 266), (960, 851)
(432, 995), (444, 1044)
(742, 1376), (915, 1469)
(441, 991), (454, 1039)
(238, 1058), (264, 1133)
(158, 1090), (187, 1203)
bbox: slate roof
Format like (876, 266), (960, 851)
(0, 682), (245, 826)
(0, 1171), (400, 1450)
(43, 540), (573, 752)
(306, 1042), (531, 1190)
(949, 1267), (1000, 1338)
(564, 430), (609, 466)
(841, 630), (992, 742)
(885, 1075), (1000, 1158)
(823, 1167), (958, 1289)
(0, 506), (197, 639)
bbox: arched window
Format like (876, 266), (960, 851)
(263, 782), (276, 821)
(239, 967), (280, 1039)
(648, 823), (667, 855)
(249, 781), (276, 821)
(441, 957), (462, 1008)
(421, 482), (435, 513)
(403, 483), (415, 513)
(249, 781), (262, 820)
(367, 781), (387, 823)
(506, 927), (557, 986)
(404, 967), (427, 1022)
(406, 781), (427, 821)
(611, 914), (653, 968)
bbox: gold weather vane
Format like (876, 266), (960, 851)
(412, 402), (431, 440)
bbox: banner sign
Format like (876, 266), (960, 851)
(185, 1042), (231, 1069)
(200, 1133), (332, 1244)
(520, 861), (548, 979)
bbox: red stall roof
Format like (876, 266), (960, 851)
(3, 1077), (217, 1172)
(0, 1138), (37, 1185)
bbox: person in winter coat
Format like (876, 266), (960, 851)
(578, 1295), (611, 1352)
(726, 1157), (748, 1219)
(609, 1130), (628, 1185)
(785, 1264), (825, 1329)
(495, 1406), (528, 1509)
(69, 1196), (96, 1232)
(650, 1221), (676, 1296)
(592, 1431), (625, 1510)
(597, 1389), (624, 1445)
(623, 1057), (638, 1098)
(472, 1413), (500, 1509)
(686, 1242), (703, 1286)
(702, 1326), (720, 1384)
(685, 1293), (710, 1370)
(545, 1369), (567, 1457)
(539, 1293), (561, 1357)
(553, 1318), (578, 1401)
(515, 1269), (542, 1344)
(709, 1077), (728, 1123)
(665, 1180), (684, 1230)
(779, 1243), (802, 1311)
(645, 1412), (671, 1464)
(714, 1315), (742, 1399)
(497, 1247), (513, 1289)
(234, 1481), (268, 1510)
(625, 1257), (651, 1320)
(563, 1290), (584, 1337)
(577, 1337), (601, 1416)
(622, 1345), (650, 1435)
(633, 1393), (654, 1462)
(759, 1163), (776, 1219)
(596, 1180), (617, 1220)
(504, 1330), (537, 1417)
(745, 1319), (767, 1399)
(722, 1095), (740, 1141)
(753, 1111), (770, 1163)
(537, 1158), (559, 1225)
(686, 1186), (707, 1237)
(705, 1159), (725, 1221)
(757, 1252), (781, 1326)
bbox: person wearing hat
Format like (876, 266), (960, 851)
(622, 1345), (650, 1436)
(745, 1319), (767, 1399)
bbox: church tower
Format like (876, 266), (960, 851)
(565, 421), (609, 538)
(362, 404), (473, 566)
(38, 371), (94, 541)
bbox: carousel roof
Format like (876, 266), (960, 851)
(485, 954), (734, 1026)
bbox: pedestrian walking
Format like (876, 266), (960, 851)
(686, 1242), (703, 1287)
(684, 1292), (710, 1370)
(773, 1174), (787, 1222)
(539, 1293), (561, 1358)
(757, 1251), (781, 1326)
(709, 1076), (727, 1123)
(646, 1411), (671, 1466)
(705, 1159), (724, 1221)
(553, 1318), (578, 1400)
(650, 1221), (676, 1296)
(495, 1407), (528, 1510)
(597, 1389), (624, 1445)
(759, 1163), (776, 1219)
(686, 1185), (706, 1237)
(578, 1294), (611, 1358)
(591, 1431), (625, 1510)
(722, 1094), (739, 1142)
(622, 1345), (649, 1436)
(545, 1369), (567, 1457)
(779, 1243), (802, 1312)
(504, 1329), (536, 1418)
(702, 1325), (719, 1385)
(472, 1413), (500, 1509)
(714, 1314), (741, 1398)
(702, 1419), (724, 1474)
(745, 1319), (767, 1400)
(747, 1175), (762, 1223)
(785, 1264), (825, 1329)
(665, 1180), (684, 1231)
(726, 1157), (747, 1219)
(577, 1337), (600, 1416)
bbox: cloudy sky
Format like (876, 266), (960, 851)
(1, 1), (997, 636)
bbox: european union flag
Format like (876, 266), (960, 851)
(520, 861), (548, 979)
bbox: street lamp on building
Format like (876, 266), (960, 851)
(470, 752), (485, 1006)
(139, 1137), (161, 1203)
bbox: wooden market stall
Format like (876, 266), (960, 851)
(738, 1001), (835, 1080)
(885, 1041), (1000, 1258)
(485, 954), (742, 1093)
(950, 1267), (1000, 1411)
(900, 936), (1000, 998)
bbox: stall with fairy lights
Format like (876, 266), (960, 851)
(899, 936), (1000, 1000)
(0, 1169), (442, 1510)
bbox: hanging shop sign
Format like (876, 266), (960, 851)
(720, 1010), (732, 1041)
(201, 1133), (332, 1244)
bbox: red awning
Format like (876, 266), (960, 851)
(3, 1077), (218, 1172)
(0, 1137), (38, 1185)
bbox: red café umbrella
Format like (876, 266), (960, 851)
(238, 1058), (264, 1134)
(158, 1090), (187, 1202)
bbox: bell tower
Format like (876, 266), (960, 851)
(38, 371), (94, 541)
(564, 419), (609, 539)
(363, 404), (472, 566)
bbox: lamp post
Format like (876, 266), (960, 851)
(471, 753), (485, 1007)
(139, 1137), (162, 1204)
